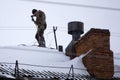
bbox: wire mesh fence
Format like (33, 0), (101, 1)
(0, 61), (120, 80)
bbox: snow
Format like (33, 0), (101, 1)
(0, 46), (89, 75)
(114, 53), (120, 77)
(0, 46), (68, 64)
(114, 53), (120, 66)
(0, 73), (15, 79)
(0, 45), (120, 78)
(114, 65), (120, 78)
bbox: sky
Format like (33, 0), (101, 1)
(0, 0), (120, 53)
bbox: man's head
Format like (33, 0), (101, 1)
(32, 9), (37, 16)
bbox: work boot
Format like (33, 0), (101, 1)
(38, 36), (46, 47)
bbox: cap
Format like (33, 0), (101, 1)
(32, 9), (37, 14)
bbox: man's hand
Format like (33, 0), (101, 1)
(31, 15), (35, 22)
(32, 17), (34, 22)
(31, 15), (34, 17)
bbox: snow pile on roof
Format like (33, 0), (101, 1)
(0, 46), (120, 78)
(0, 46), (89, 75)
(114, 65), (120, 77)
(114, 53), (120, 66)
(114, 53), (120, 77)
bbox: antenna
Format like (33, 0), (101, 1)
(53, 26), (58, 49)
(15, 60), (20, 80)
(68, 65), (74, 79)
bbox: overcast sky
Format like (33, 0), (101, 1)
(0, 0), (120, 53)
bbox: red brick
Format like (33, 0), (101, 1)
(75, 28), (114, 79)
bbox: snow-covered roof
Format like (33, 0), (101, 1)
(0, 46), (89, 79)
(0, 46), (120, 79)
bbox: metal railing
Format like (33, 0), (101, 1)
(0, 61), (120, 80)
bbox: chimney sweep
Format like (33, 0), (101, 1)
(31, 9), (47, 47)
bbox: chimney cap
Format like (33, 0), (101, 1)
(68, 21), (84, 35)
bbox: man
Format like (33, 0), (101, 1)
(31, 9), (47, 47)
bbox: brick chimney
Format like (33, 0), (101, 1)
(75, 28), (114, 79)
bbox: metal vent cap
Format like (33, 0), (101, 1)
(68, 21), (84, 35)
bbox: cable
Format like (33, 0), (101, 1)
(45, 31), (53, 35)
(111, 32), (120, 37)
(1, 28), (120, 38)
(0, 62), (86, 71)
(1, 61), (120, 73)
(21, 0), (120, 11)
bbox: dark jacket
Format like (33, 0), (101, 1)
(34, 10), (47, 30)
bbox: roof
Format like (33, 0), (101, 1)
(0, 46), (89, 79)
(0, 63), (91, 80)
(0, 46), (120, 79)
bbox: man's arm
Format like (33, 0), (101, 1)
(31, 15), (37, 25)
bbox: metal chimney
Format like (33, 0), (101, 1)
(58, 45), (63, 52)
(66, 21), (84, 59)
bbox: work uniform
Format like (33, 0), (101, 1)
(34, 10), (47, 47)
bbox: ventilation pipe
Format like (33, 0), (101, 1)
(65, 21), (84, 59)
(58, 45), (63, 52)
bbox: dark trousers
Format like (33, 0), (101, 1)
(35, 28), (45, 47)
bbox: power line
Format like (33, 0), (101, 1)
(0, 27), (120, 38)
(0, 27), (53, 30)
(0, 62), (86, 71)
(21, 0), (120, 11)
(0, 28), (120, 37)
(1, 62), (120, 74)
(1, 61), (119, 72)
(111, 32), (120, 37)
